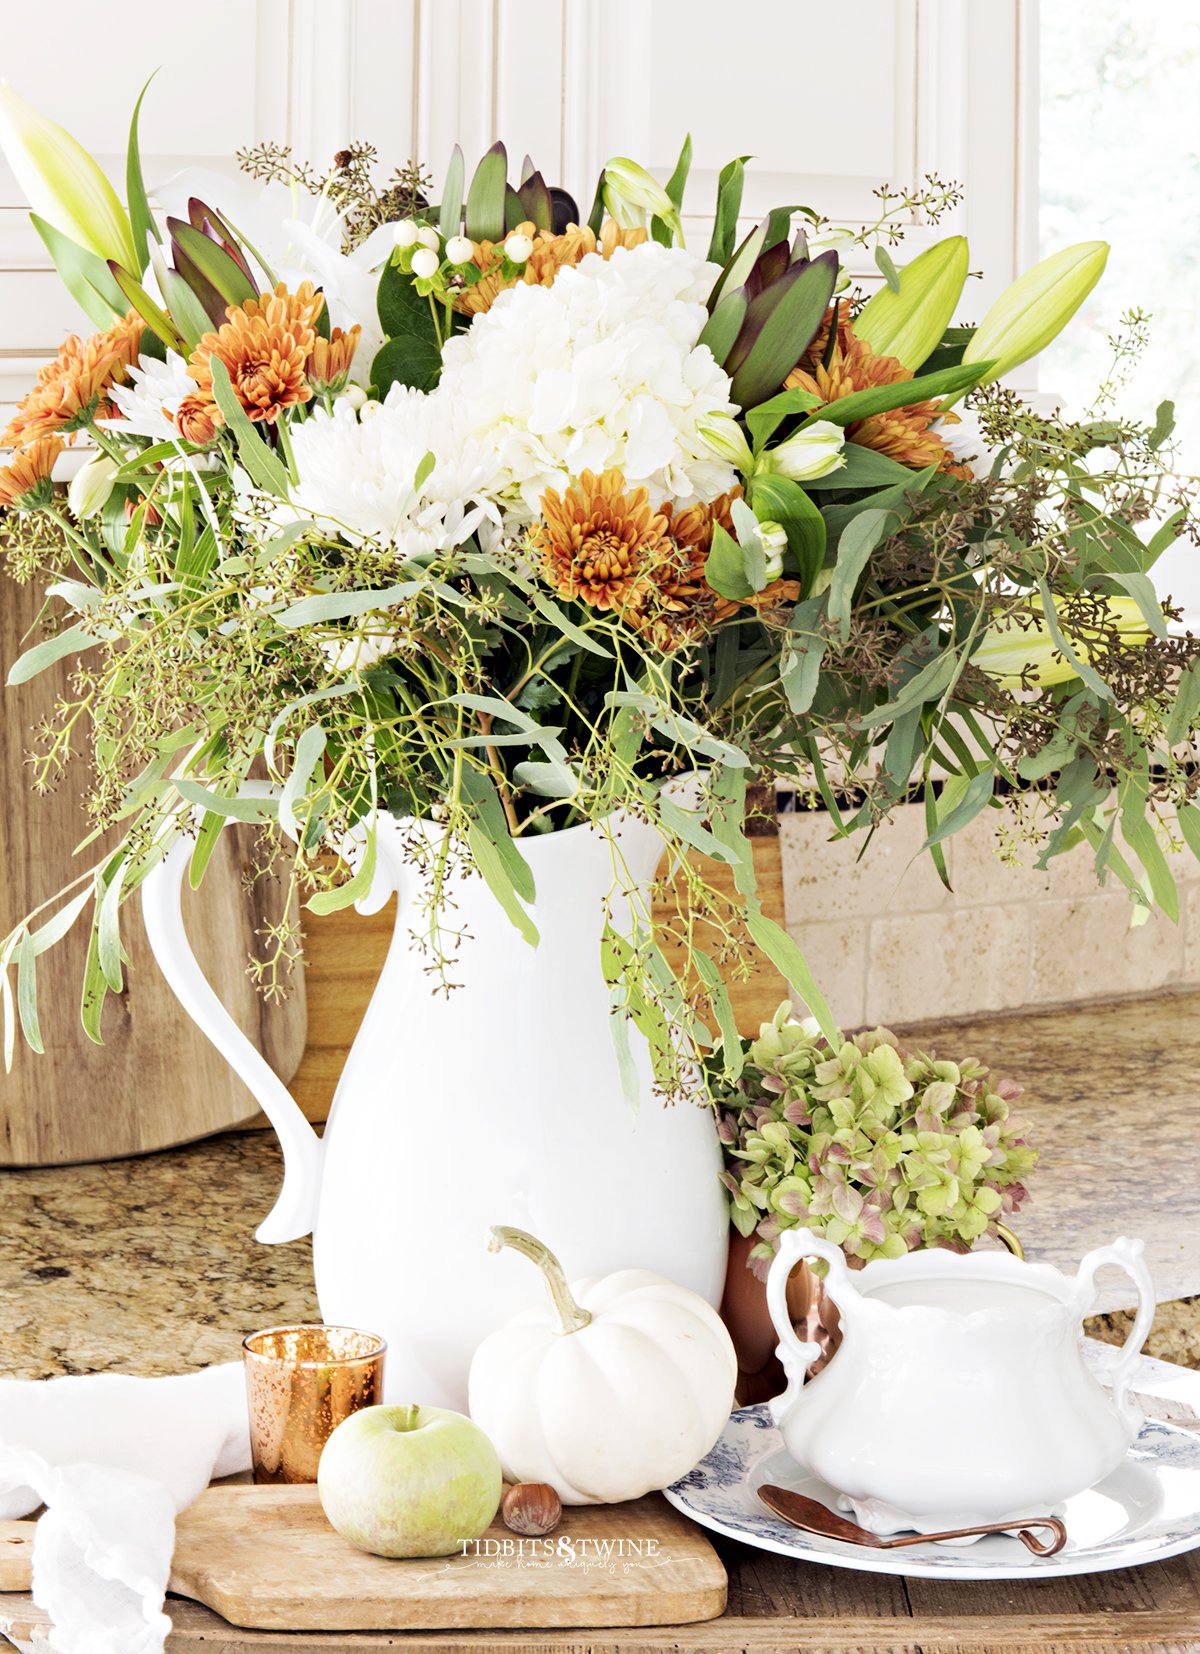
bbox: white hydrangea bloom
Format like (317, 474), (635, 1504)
(435, 241), (739, 522)
(284, 384), (502, 555)
(99, 351), (195, 443)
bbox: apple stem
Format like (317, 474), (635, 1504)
(393, 1403), (421, 1431)
(488, 1226), (593, 1336)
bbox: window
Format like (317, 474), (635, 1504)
(1040, 0), (1200, 614)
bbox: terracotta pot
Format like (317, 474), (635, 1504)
(720, 1231), (844, 1405)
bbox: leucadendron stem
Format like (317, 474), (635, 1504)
(488, 1225), (592, 1335)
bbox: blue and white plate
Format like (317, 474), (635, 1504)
(664, 1405), (1200, 1579)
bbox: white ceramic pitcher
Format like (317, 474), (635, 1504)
(766, 1227), (1156, 1535)
(141, 810), (728, 1409)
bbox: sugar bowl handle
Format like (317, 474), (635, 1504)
(766, 1229), (855, 1427)
(1073, 1236), (1155, 1436)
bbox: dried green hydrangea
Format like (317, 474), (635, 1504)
(716, 1005), (1037, 1276)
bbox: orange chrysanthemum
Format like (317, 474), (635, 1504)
(2, 312), (143, 449)
(529, 469), (668, 612)
(184, 281), (325, 433)
(786, 305), (966, 477)
(307, 325), (362, 392)
(453, 219), (648, 316)
(0, 434), (63, 511)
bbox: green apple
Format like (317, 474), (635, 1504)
(317, 1403), (502, 1558)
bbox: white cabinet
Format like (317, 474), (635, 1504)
(1, 0), (1033, 413)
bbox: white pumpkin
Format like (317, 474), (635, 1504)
(468, 1226), (737, 1505)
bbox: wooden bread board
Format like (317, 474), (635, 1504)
(0, 1483), (725, 1635)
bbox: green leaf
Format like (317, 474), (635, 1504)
(7, 623), (100, 686)
(459, 768), (534, 902)
(188, 810), (226, 892)
(923, 768), (996, 848)
(1145, 508), (1187, 569)
(307, 828), (378, 915)
(665, 133), (693, 212)
(30, 213), (126, 328)
(279, 724), (327, 838)
(107, 261), (184, 353)
(526, 588), (612, 657)
(746, 474), (825, 592)
(706, 156), (750, 266)
(16, 931), (43, 1056)
(746, 386), (823, 450)
(170, 220), (256, 310)
(465, 141), (508, 242)
(658, 795), (742, 865)
(1100, 571), (1169, 640)
(821, 466), (938, 547)
(779, 595), (827, 714)
(1121, 809), (1177, 922)
(1167, 660), (1200, 747)
(730, 257), (837, 411)
(649, 710), (749, 767)
(439, 145), (465, 234)
(174, 778), (277, 822)
(80, 920), (108, 1046)
(744, 910), (836, 1047)
(1036, 578), (1111, 700)
(858, 647), (960, 729)
(827, 507), (896, 641)
(207, 357), (292, 497)
(875, 244), (901, 292)
(1149, 399), (1176, 450)
(275, 581), (422, 628)
(371, 333), (442, 396)
(693, 948), (743, 1073)
(803, 360), (990, 430)
(705, 521), (755, 601)
(1178, 803), (1200, 864)
(512, 759), (578, 799)
(467, 818), (539, 945)
(802, 442), (919, 491)
(697, 290), (748, 367)
(97, 854), (127, 994)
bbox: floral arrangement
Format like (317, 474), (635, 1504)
(716, 1006), (1037, 1273)
(0, 81), (1198, 1091)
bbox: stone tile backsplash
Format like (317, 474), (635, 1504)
(779, 803), (1197, 1029)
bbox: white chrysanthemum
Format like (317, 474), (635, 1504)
(284, 384), (502, 555)
(99, 351), (195, 443)
(435, 241), (739, 521)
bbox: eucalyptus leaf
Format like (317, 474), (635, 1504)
(828, 508), (896, 642)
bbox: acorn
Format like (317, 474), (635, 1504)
(501, 1481), (562, 1537)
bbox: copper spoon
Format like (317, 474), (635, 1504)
(758, 1484), (1068, 1557)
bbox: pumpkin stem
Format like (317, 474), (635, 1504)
(488, 1225), (593, 1335)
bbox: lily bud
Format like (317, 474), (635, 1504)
(855, 236), (970, 369)
(697, 413), (754, 474)
(757, 519), (788, 582)
(67, 452), (119, 520)
(757, 419), (846, 483)
(0, 82), (137, 269)
(963, 241), (1109, 383)
(602, 157), (683, 242)
(972, 595), (1149, 689)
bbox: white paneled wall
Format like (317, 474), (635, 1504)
(1, 0), (1036, 409)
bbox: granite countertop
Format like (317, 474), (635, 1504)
(1, 992), (1197, 1381)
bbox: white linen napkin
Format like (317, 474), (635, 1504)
(0, 1363), (250, 1654)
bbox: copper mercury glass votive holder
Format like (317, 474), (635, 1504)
(242, 1323), (387, 1484)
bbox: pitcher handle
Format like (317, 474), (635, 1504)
(766, 1228), (856, 1425)
(140, 833), (323, 1245)
(1074, 1236), (1156, 1436)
